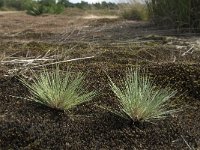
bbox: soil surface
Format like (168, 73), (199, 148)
(0, 12), (200, 149)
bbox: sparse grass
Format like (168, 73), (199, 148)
(20, 67), (95, 111)
(107, 68), (177, 122)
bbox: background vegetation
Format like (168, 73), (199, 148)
(119, 2), (148, 21)
(0, 0), (200, 32)
(0, 0), (118, 15)
(146, 0), (200, 32)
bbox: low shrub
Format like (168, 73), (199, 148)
(47, 4), (65, 14)
(26, 2), (64, 16)
(20, 67), (95, 111)
(120, 2), (148, 21)
(26, 3), (43, 16)
(106, 68), (177, 123)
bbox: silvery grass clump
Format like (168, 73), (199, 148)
(20, 67), (95, 111)
(107, 68), (177, 123)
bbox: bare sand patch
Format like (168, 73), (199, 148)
(0, 11), (20, 14)
(83, 15), (118, 19)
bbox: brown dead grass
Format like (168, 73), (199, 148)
(0, 12), (85, 34)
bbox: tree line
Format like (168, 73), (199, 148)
(0, 0), (118, 15)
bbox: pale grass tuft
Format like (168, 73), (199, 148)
(107, 68), (177, 122)
(20, 67), (95, 111)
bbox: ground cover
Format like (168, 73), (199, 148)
(0, 11), (200, 149)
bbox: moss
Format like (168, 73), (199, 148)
(146, 63), (200, 99)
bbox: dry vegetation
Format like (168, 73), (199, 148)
(0, 9), (200, 149)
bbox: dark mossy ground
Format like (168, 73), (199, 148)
(1, 62), (200, 149)
(0, 12), (200, 149)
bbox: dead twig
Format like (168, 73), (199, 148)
(181, 46), (194, 56)
(3, 56), (95, 77)
(31, 56), (95, 69)
(181, 135), (195, 150)
(1, 58), (54, 65)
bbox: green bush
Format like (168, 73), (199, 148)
(47, 4), (65, 14)
(20, 67), (95, 111)
(0, 0), (3, 8)
(25, 0), (65, 16)
(0, 0), (33, 10)
(26, 3), (43, 16)
(106, 68), (177, 123)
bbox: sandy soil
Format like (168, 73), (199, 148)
(83, 14), (119, 19)
(0, 11), (20, 14)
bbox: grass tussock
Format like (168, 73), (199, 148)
(107, 68), (177, 122)
(20, 67), (95, 111)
